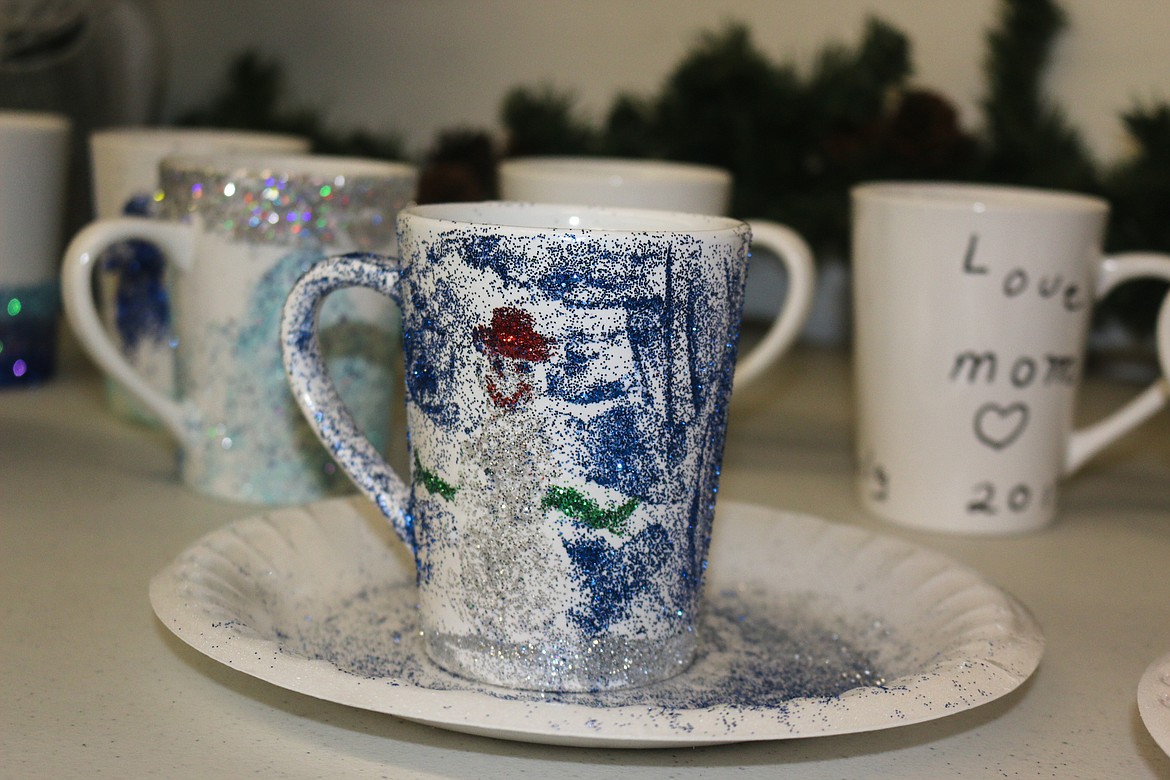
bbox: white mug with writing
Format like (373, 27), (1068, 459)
(852, 182), (1170, 535)
(499, 156), (815, 385)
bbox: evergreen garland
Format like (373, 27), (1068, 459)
(177, 52), (406, 161)
(497, 0), (1167, 338)
(1100, 105), (1170, 334)
(977, 0), (1097, 191)
(501, 84), (598, 157)
(179, 0), (1170, 339)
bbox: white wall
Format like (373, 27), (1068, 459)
(148, 0), (1170, 166)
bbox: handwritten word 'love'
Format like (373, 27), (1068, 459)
(963, 234), (1087, 311)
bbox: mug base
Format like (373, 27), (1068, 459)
(856, 483), (1055, 536)
(425, 627), (696, 692)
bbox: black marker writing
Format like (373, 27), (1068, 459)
(962, 233), (986, 274)
(859, 451), (889, 502)
(1063, 283), (1086, 312)
(966, 480), (1056, 516)
(950, 351), (1078, 387)
(973, 401), (1029, 450)
(951, 351), (997, 383)
(961, 237), (1087, 311)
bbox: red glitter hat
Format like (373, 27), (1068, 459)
(473, 306), (554, 362)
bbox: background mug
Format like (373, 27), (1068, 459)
(499, 156), (734, 214)
(499, 156), (815, 385)
(852, 182), (1170, 535)
(0, 110), (70, 387)
(63, 153), (416, 503)
(282, 202), (750, 691)
(88, 127), (309, 422)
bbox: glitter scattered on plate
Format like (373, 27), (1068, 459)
(149, 498), (1044, 748)
(1138, 651), (1170, 757)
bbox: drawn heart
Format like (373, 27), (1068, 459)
(973, 402), (1029, 450)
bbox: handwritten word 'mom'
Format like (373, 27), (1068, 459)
(950, 351), (1078, 387)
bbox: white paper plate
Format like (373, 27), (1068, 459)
(150, 498), (1043, 748)
(1139, 651), (1170, 757)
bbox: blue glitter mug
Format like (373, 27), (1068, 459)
(62, 153), (416, 504)
(282, 202), (750, 691)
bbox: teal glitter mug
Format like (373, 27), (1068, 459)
(282, 202), (751, 691)
(62, 153), (416, 503)
(87, 127), (310, 423)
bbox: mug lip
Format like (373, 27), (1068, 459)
(160, 151), (418, 180)
(852, 180), (1107, 213)
(91, 126), (308, 152)
(400, 200), (747, 235)
(499, 156), (732, 185)
(0, 110), (69, 133)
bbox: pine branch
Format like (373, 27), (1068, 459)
(500, 84), (597, 156)
(978, 0), (1096, 190)
(177, 50), (405, 160)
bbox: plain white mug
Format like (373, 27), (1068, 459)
(499, 156), (815, 385)
(0, 111), (70, 387)
(500, 156), (733, 214)
(852, 182), (1170, 535)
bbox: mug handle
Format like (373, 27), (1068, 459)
(734, 220), (817, 386)
(1160, 282), (1170, 382)
(61, 219), (195, 441)
(281, 252), (413, 545)
(1064, 253), (1170, 474)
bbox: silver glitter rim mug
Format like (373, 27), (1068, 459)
(62, 153), (416, 504)
(281, 201), (751, 692)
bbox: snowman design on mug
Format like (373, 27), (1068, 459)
(411, 304), (663, 645)
(281, 202), (750, 688)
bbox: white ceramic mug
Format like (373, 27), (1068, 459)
(0, 111), (70, 387)
(88, 127), (310, 421)
(282, 202), (750, 691)
(500, 156), (734, 214)
(499, 156), (815, 385)
(63, 153), (417, 503)
(852, 182), (1170, 535)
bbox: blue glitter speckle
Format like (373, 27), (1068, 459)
(563, 523), (673, 636)
(270, 582), (896, 711)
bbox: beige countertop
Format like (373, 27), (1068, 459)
(3, 342), (1169, 778)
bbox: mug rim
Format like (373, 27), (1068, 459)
(852, 181), (1107, 214)
(400, 200), (746, 235)
(499, 156), (732, 185)
(0, 110), (69, 133)
(161, 152), (417, 180)
(91, 126), (308, 152)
